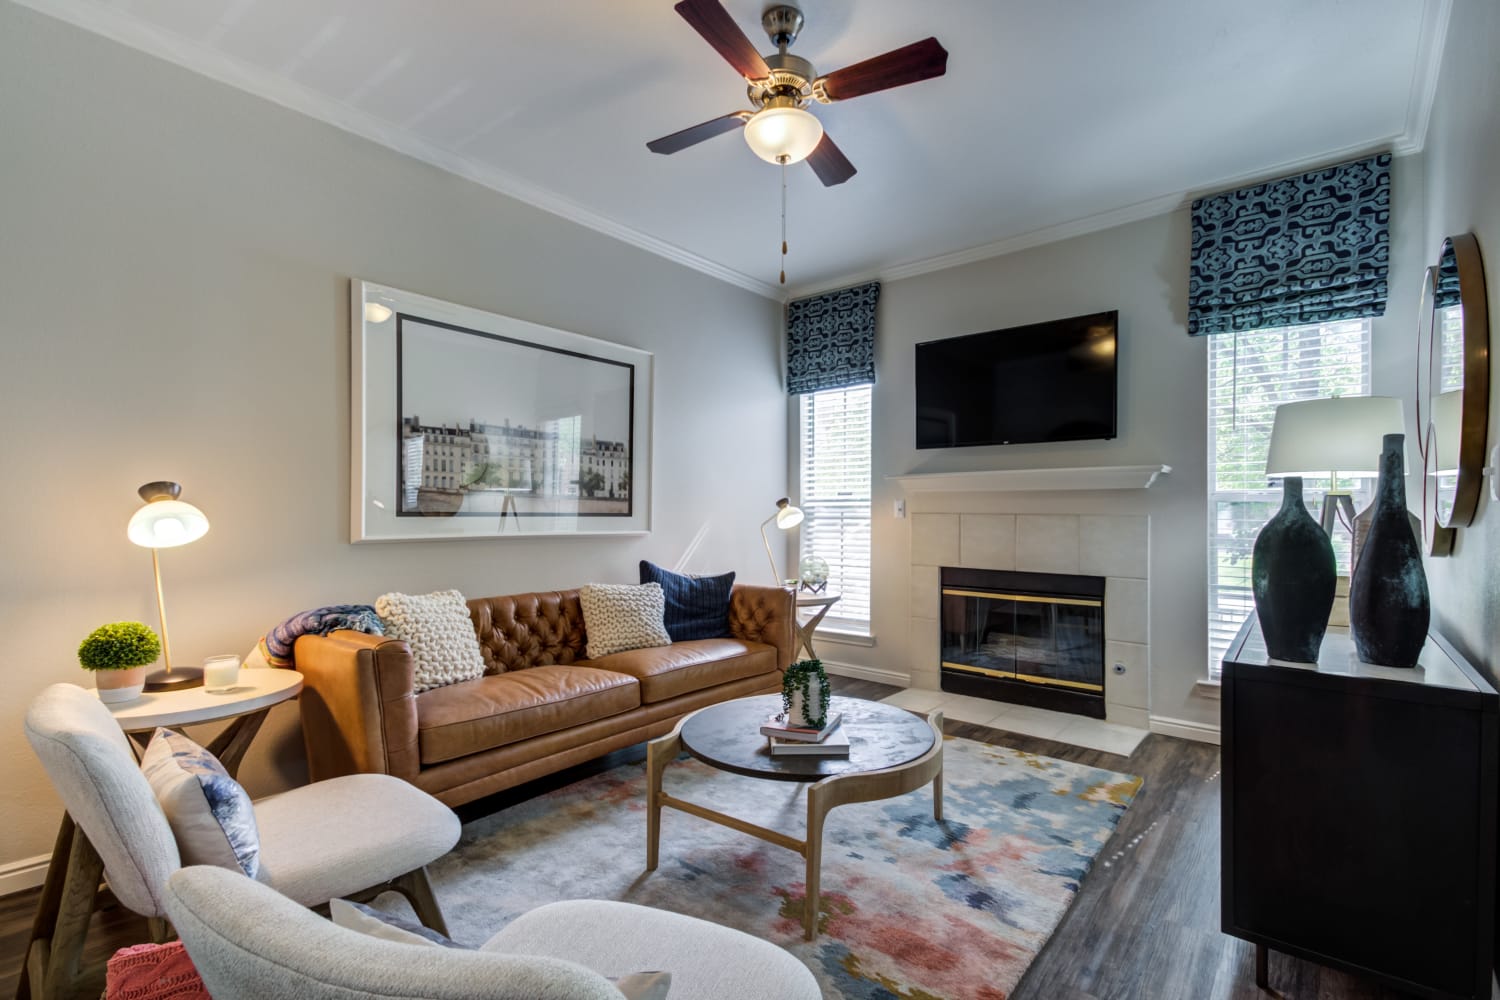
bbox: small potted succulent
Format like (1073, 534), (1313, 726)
(78, 622), (161, 703)
(782, 659), (831, 730)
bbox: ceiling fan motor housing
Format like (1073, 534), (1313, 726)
(762, 5), (805, 48)
(748, 51), (817, 108)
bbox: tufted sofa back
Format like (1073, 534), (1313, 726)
(467, 590), (588, 673)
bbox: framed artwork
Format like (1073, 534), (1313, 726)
(351, 280), (652, 541)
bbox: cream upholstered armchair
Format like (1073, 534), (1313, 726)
(164, 865), (822, 1000)
(22, 683), (460, 998)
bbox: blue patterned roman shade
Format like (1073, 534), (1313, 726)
(786, 281), (880, 395)
(1434, 245), (1462, 309)
(1188, 153), (1391, 336)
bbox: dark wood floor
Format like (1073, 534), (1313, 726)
(1, 676), (1425, 999)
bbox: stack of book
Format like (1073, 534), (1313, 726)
(761, 711), (849, 757)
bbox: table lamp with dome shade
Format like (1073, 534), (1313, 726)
(759, 497), (804, 585)
(127, 481), (210, 691)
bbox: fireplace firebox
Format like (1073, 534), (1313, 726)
(939, 567), (1106, 719)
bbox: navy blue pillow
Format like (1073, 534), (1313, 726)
(639, 561), (735, 642)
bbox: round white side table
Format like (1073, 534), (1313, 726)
(106, 667), (303, 776)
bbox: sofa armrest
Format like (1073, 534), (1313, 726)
(728, 584), (797, 672)
(292, 630), (420, 783)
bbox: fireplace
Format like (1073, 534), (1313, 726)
(939, 567), (1106, 719)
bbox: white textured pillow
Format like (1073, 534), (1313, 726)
(580, 583), (672, 659)
(141, 728), (261, 879)
(376, 589), (486, 694)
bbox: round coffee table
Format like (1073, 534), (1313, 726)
(645, 694), (944, 940)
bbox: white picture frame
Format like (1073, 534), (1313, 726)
(350, 280), (652, 542)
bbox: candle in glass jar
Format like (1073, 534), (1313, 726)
(203, 654), (240, 693)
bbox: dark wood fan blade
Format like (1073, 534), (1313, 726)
(806, 132), (856, 186)
(816, 37), (948, 102)
(674, 0), (770, 80)
(646, 112), (751, 154)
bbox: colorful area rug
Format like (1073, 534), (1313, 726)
(426, 737), (1141, 999)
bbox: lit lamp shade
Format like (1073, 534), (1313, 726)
(1265, 396), (1407, 478)
(1431, 389), (1463, 475)
(775, 503), (805, 529)
(128, 498), (210, 549)
(743, 106), (824, 164)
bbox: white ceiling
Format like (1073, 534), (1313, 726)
(18, 0), (1448, 297)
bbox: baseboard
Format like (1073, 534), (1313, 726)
(0, 852), (51, 898)
(1149, 715), (1222, 745)
(822, 660), (912, 688)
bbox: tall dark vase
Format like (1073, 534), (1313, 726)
(1349, 433), (1430, 667)
(1252, 476), (1337, 662)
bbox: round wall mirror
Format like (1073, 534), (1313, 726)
(1417, 233), (1489, 556)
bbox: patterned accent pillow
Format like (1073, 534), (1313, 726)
(579, 583), (672, 659)
(375, 589), (486, 694)
(140, 728), (261, 879)
(639, 561), (735, 642)
(329, 898), (464, 949)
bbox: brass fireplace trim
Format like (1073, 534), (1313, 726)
(942, 660), (1105, 692)
(941, 588), (1103, 608)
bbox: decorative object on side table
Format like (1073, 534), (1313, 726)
(127, 481), (210, 691)
(798, 555), (829, 593)
(759, 497), (804, 583)
(1265, 396), (1405, 537)
(202, 654), (241, 693)
(1349, 433), (1430, 667)
(1251, 476), (1336, 662)
(782, 658), (830, 729)
(77, 621), (161, 704)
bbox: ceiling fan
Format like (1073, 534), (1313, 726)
(648, 0), (949, 186)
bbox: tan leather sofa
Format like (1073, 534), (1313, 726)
(292, 584), (795, 807)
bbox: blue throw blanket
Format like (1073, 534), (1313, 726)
(259, 604), (384, 668)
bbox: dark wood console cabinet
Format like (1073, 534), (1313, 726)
(1221, 617), (1498, 999)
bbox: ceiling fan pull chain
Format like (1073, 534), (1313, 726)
(779, 154), (788, 284)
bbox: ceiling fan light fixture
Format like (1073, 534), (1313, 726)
(743, 106), (823, 165)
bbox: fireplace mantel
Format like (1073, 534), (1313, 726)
(888, 464), (1172, 494)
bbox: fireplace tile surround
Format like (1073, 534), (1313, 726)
(910, 511), (1150, 727)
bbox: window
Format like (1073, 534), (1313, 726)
(1207, 319), (1373, 676)
(799, 384), (873, 633)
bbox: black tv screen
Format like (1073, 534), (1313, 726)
(915, 310), (1118, 449)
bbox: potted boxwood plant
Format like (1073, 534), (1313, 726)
(78, 621), (161, 703)
(782, 659), (831, 730)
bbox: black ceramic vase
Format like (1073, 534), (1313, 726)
(1252, 476), (1337, 662)
(1349, 433), (1430, 667)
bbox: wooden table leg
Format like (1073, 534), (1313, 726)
(1255, 943), (1269, 989)
(799, 710), (945, 941)
(645, 717), (687, 873)
(125, 708), (270, 778)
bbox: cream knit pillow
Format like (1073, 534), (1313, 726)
(579, 583), (672, 659)
(375, 589), (486, 694)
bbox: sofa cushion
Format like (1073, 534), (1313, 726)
(584, 639), (776, 705)
(416, 667), (640, 765)
(579, 583), (671, 659)
(376, 589), (487, 693)
(638, 561), (734, 642)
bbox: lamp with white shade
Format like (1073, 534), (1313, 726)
(127, 482), (210, 691)
(759, 497), (804, 585)
(1265, 396), (1406, 535)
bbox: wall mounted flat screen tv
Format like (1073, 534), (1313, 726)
(915, 310), (1118, 449)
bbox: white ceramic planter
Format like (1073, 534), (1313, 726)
(93, 666), (147, 704)
(788, 675), (827, 728)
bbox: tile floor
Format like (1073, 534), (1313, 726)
(879, 687), (1149, 757)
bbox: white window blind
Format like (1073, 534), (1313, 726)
(799, 384), (873, 632)
(1207, 320), (1373, 677)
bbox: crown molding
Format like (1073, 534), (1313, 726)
(11, 0), (783, 301)
(1397, 0), (1453, 155)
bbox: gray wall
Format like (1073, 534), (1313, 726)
(0, 4), (782, 872)
(811, 162), (1423, 729)
(1420, 0), (1500, 676)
